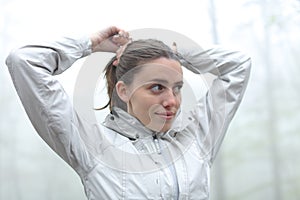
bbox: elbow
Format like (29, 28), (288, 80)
(239, 51), (252, 70)
(243, 56), (252, 77)
(232, 52), (252, 76)
(243, 55), (252, 69)
(5, 48), (25, 70)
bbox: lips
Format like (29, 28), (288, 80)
(154, 111), (176, 120)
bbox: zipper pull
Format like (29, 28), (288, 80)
(153, 134), (161, 154)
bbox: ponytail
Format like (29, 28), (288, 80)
(96, 56), (117, 111)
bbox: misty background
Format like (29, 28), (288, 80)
(1, 0), (300, 199)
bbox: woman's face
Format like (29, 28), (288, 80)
(121, 57), (183, 133)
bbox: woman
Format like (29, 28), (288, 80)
(6, 26), (251, 199)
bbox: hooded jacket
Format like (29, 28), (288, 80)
(6, 36), (251, 200)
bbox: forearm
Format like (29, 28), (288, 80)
(6, 36), (92, 75)
(179, 46), (250, 76)
(5, 36), (92, 139)
(178, 46), (251, 104)
(5, 36), (93, 170)
(179, 46), (251, 164)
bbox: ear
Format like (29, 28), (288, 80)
(115, 81), (130, 103)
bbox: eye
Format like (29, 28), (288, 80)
(150, 84), (165, 93)
(173, 84), (183, 94)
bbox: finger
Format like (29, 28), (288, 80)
(116, 46), (124, 58)
(111, 35), (131, 46)
(101, 26), (122, 40)
(118, 30), (129, 38)
(108, 26), (122, 36)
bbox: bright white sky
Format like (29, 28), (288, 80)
(3, 0), (212, 44)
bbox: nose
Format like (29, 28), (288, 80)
(162, 89), (179, 108)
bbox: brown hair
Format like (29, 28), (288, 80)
(99, 39), (180, 111)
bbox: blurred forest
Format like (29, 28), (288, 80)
(210, 0), (300, 200)
(1, 0), (300, 199)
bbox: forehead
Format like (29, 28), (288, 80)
(133, 58), (183, 85)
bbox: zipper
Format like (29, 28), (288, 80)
(153, 133), (179, 199)
(153, 134), (162, 154)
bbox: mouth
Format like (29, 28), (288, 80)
(154, 111), (176, 120)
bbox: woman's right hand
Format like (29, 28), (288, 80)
(90, 26), (130, 53)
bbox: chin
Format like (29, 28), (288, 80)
(156, 125), (172, 133)
(145, 118), (174, 133)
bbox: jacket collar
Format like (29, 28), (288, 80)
(102, 107), (193, 140)
(102, 107), (154, 140)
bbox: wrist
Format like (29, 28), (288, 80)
(90, 38), (97, 52)
(90, 33), (103, 52)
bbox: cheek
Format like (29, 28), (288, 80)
(177, 94), (182, 103)
(129, 93), (164, 122)
(132, 95), (159, 112)
(174, 94), (182, 108)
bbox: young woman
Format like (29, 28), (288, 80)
(6, 26), (251, 199)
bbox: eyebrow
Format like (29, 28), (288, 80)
(147, 78), (184, 85)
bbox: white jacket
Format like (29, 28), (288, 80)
(6, 36), (251, 200)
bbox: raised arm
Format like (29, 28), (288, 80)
(179, 46), (251, 165)
(5, 26), (130, 174)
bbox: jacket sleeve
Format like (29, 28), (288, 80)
(5, 37), (98, 174)
(178, 46), (251, 165)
